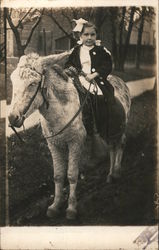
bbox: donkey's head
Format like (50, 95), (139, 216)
(8, 51), (72, 128)
(8, 53), (44, 128)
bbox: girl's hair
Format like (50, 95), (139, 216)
(80, 22), (97, 34)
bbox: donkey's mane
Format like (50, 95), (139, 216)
(18, 53), (40, 69)
(51, 64), (69, 82)
(19, 53), (69, 82)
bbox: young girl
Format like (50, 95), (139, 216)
(64, 20), (115, 105)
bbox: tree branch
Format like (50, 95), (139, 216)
(100, 13), (107, 27)
(16, 8), (33, 28)
(72, 8), (78, 20)
(9, 8), (12, 16)
(119, 7), (126, 57)
(0, 56), (5, 63)
(49, 10), (72, 39)
(123, 7), (136, 63)
(88, 8), (94, 21)
(0, 43), (5, 53)
(6, 8), (16, 30)
(61, 10), (73, 29)
(24, 9), (43, 48)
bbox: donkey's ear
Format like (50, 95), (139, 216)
(40, 50), (72, 68)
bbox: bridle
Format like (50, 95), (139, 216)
(21, 70), (49, 119)
(9, 70), (47, 142)
(9, 70), (91, 143)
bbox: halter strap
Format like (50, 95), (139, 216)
(22, 81), (42, 118)
(9, 70), (47, 143)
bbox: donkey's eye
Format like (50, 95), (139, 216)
(29, 82), (37, 87)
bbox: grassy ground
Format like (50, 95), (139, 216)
(0, 61), (157, 225)
(113, 64), (156, 82)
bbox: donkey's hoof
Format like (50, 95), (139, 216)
(112, 169), (121, 179)
(66, 208), (77, 220)
(106, 174), (113, 184)
(46, 206), (60, 218)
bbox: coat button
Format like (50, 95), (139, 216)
(92, 68), (95, 72)
(93, 52), (96, 55)
(100, 81), (104, 85)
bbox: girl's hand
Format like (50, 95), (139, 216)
(69, 66), (78, 75)
(85, 72), (99, 82)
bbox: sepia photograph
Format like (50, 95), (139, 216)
(0, 0), (158, 249)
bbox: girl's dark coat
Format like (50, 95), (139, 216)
(65, 44), (114, 96)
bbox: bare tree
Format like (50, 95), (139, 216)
(6, 8), (44, 57)
(109, 8), (119, 69)
(118, 7), (126, 70)
(43, 8), (78, 47)
(110, 7), (127, 71)
(135, 7), (146, 69)
(121, 6), (136, 71)
(44, 7), (109, 46)
(135, 7), (155, 69)
(110, 7), (136, 71)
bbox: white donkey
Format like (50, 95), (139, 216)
(8, 52), (131, 220)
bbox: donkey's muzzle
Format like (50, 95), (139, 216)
(8, 113), (25, 128)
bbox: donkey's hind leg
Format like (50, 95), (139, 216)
(47, 144), (67, 218)
(107, 134), (126, 183)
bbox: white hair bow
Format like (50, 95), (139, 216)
(72, 18), (88, 32)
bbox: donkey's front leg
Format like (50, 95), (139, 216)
(47, 144), (67, 218)
(66, 142), (82, 220)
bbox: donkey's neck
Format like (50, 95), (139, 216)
(39, 69), (81, 127)
(46, 68), (78, 104)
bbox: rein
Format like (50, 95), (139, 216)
(23, 81), (42, 118)
(9, 71), (46, 143)
(45, 81), (91, 139)
(9, 71), (92, 143)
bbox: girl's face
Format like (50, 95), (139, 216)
(80, 27), (97, 47)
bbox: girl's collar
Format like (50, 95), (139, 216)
(77, 39), (101, 46)
(81, 44), (95, 50)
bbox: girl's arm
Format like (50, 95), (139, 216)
(95, 48), (112, 78)
(85, 72), (99, 82)
(64, 48), (77, 69)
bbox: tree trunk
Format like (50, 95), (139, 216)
(110, 8), (119, 71)
(94, 7), (107, 36)
(12, 30), (25, 57)
(118, 7), (126, 71)
(6, 9), (43, 57)
(121, 7), (136, 71)
(17, 46), (25, 57)
(135, 7), (146, 69)
(6, 9), (25, 57)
